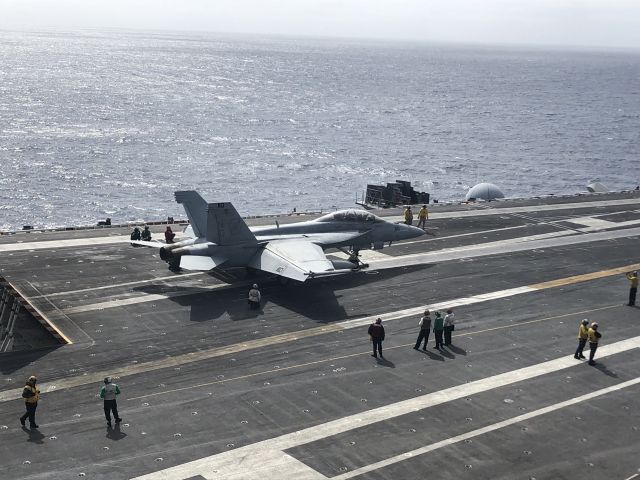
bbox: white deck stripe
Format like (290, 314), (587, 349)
(35, 272), (203, 298)
(62, 283), (232, 314)
(369, 226), (640, 270)
(57, 222), (638, 314)
(0, 262), (634, 403)
(1, 198), (639, 253)
(0, 284), (539, 403)
(131, 336), (640, 480)
(334, 376), (640, 480)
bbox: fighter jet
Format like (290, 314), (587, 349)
(132, 191), (425, 283)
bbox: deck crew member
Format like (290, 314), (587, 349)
(587, 322), (602, 366)
(404, 206), (414, 226)
(414, 310), (431, 351)
(574, 319), (589, 360)
(417, 205), (429, 229)
(130, 227), (141, 241)
(443, 309), (455, 346)
(100, 377), (122, 428)
(433, 311), (445, 349)
(368, 318), (385, 358)
(248, 284), (261, 310)
(20, 376), (40, 429)
(141, 225), (152, 241)
(627, 271), (638, 306)
(165, 226), (176, 244)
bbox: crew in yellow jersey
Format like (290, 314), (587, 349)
(404, 206), (413, 226)
(573, 319), (589, 360)
(587, 322), (602, 366)
(417, 205), (429, 229)
(20, 376), (40, 429)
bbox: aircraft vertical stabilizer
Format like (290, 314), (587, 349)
(207, 203), (257, 245)
(175, 191), (208, 238)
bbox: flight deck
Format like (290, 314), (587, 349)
(1, 192), (640, 480)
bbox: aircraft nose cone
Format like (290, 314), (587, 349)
(397, 224), (425, 241)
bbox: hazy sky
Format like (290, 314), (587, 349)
(2, 0), (640, 49)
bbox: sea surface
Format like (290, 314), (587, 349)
(1, 30), (639, 231)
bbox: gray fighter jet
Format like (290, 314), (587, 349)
(132, 191), (425, 283)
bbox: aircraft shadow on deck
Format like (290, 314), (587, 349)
(132, 263), (434, 324)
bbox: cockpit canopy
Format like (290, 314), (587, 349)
(316, 209), (383, 223)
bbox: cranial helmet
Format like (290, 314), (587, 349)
(582, 319), (589, 325)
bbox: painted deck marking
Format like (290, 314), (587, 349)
(130, 336), (640, 480)
(127, 304), (619, 401)
(1, 263), (637, 403)
(333, 377), (640, 479)
(1, 197), (639, 254)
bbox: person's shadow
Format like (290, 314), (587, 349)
(418, 348), (444, 362)
(106, 424), (127, 441)
(22, 427), (45, 444)
(376, 356), (396, 368)
(591, 362), (618, 378)
(446, 344), (467, 356)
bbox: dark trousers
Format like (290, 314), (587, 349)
(415, 330), (430, 349)
(630, 287), (637, 306)
(249, 300), (260, 310)
(575, 338), (587, 358)
(434, 330), (444, 348)
(589, 342), (598, 363)
(372, 339), (383, 357)
(20, 402), (37, 427)
(104, 400), (120, 424)
(444, 325), (454, 345)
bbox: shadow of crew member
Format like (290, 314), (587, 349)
(368, 318), (385, 358)
(248, 284), (261, 310)
(100, 377), (122, 428)
(20, 375), (40, 429)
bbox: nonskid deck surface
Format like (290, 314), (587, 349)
(1, 192), (639, 480)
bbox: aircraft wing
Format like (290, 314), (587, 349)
(130, 240), (166, 247)
(247, 239), (337, 282)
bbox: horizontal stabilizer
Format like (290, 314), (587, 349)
(179, 255), (226, 271)
(248, 239), (335, 282)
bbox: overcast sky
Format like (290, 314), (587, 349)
(2, 0), (640, 49)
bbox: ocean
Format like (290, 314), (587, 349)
(1, 29), (639, 231)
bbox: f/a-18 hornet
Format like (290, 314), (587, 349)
(132, 191), (424, 283)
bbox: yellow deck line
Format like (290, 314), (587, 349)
(528, 263), (640, 290)
(1, 262), (639, 402)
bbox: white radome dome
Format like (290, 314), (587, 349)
(465, 183), (505, 201)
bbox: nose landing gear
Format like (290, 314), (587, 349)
(346, 248), (369, 270)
